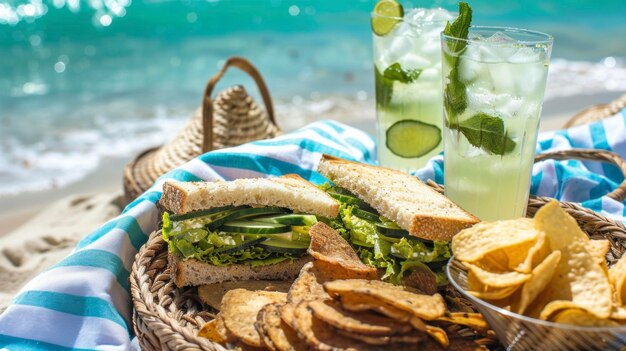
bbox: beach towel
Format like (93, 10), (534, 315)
(1, 110), (626, 350)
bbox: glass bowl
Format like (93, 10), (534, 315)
(446, 257), (626, 350)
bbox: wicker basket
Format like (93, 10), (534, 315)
(130, 148), (626, 350)
(123, 57), (280, 204)
(563, 92), (626, 129)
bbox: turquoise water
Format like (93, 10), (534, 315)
(1, 0), (625, 195)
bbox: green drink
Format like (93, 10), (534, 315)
(372, 1), (453, 173)
(441, 14), (553, 220)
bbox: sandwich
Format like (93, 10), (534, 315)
(316, 154), (480, 287)
(160, 174), (339, 287)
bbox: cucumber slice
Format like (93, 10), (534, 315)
(206, 207), (286, 231)
(352, 239), (374, 248)
(426, 258), (449, 271)
(256, 214), (318, 226)
(216, 237), (265, 254)
(220, 221), (290, 234)
(170, 205), (237, 222)
(371, 0), (403, 36)
(386, 120), (441, 158)
(375, 221), (410, 238)
(258, 239), (309, 254)
(352, 208), (381, 223)
(328, 191), (364, 206)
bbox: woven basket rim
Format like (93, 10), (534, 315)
(130, 195), (626, 351)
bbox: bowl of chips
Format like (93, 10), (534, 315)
(447, 201), (626, 350)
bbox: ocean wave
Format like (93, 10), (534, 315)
(0, 56), (624, 197)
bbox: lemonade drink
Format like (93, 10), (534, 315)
(441, 25), (553, 221)
(372, 3), (454, 173)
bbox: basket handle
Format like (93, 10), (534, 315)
(201, 57), (276, 153)
(534, 149), (626, 202)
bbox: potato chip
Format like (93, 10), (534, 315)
(436, 312), (489, 332)
(425, 325), (449, 348)
(324, 279), (446, 320)
(291, 301), (384, 351)
(551, 308), (621, 327)
(256, 303), (307, 351)
(308, 299), (413, 335)
(335, 328), (425, 345)
(199, 280), (291, 311)
(452, 218), (540, 263)
(221, 289), (287, 347)
(611, 306), (626, 321)
(198, 316), (233, 344)
(287, 262), (330, 305)
(510, 231), (551, 273)
(513, 250), (561, 315)
(609, 254), (626, 305)
(468, 273), (520, 301)
(588, 239), (610, 265)
(339, 293), (413, 321)
(538, 300), (581, 321)
(308, 222), (378, 280)
(534, 201), (612, 319)
(464, 262), (531, 288)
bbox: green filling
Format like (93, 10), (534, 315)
(162, 212), (301, 267)
(328, 192), (451, 286)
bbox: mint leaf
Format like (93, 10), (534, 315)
(450, 113), (516, 155)
(443, 2), (472, 63)
(374, 65), (393, 107)
(383, 63), (422, 83)
(443, 2), (472, 119)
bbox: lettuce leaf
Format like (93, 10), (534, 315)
(162, 212), (297, 267)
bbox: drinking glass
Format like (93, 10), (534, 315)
(441, 26), (553, 221)
(372, 7), (454, 173)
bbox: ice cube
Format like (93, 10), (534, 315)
(458, 46), (485, 83)
(382, 35), (418, 66)
(489, 63), (518, 95)
(515, 63), (548, 96)
(419, 67), (439, 81)
(484, 31), (516, 43)
(397, 53), (431, 69)
(496, 96), (524, 119)
(508, 47), (543, 64)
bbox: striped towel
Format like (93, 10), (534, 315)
(1, 111), (626, 349)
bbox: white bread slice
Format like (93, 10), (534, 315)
(169, 253), (311, 287)
(160, 174), (339, 218)
(317, 155), (479, 241)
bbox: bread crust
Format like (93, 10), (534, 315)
(169, 252), (312, 287)
(159, 174), (339, 218)
(317, 154), (479, 241)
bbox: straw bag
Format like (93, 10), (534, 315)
(123, 57), (280, 204)
(130, 148), (626, 351)
(563, 92), (626, 128)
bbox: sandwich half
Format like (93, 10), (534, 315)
(317, 154), (480, 286)
(160, 174), (339, 287)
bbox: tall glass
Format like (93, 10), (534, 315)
(372, 7), (454, 173)
(441, 27), (553, 221)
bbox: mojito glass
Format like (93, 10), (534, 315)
(441, 27), (553, 221)
(372, 5), (454, 173)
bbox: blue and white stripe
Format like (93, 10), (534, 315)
(1, 113), (626, 349)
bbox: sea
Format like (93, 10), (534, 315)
(1, 0), (626, 196)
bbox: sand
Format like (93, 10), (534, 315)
(0, 91), (620, 311)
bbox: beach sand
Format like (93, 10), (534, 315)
(0, 91), (621, 311)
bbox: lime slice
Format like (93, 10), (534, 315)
(371, 0), (403, 36)
(386, 120), (441, 158)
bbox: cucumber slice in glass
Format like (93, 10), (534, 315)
(371, 0), (403, 36)
(258, 239), (309, 254)
(220, 221), (290, 234)
(386, 120), (441, 158)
